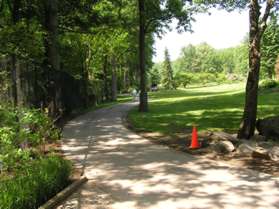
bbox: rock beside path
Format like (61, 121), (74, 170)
(236, 140), (279, 161)
(251, 147), (271, 160)
(269, 146), (279, 161)
(256, 116), (279, 139)
(213, 140), (235, 154)
(209, 131), (238, 144)
(237, 143), (255, 156)
(200, 132), (279, 162)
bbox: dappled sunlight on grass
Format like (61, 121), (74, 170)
(149, 83), (245, 102)
(128, 83), (279, 134)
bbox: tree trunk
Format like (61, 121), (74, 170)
(83, 44), (92, 107)
(275, 54), (279, 81)
(81, 66), (89, 107)
(238, 0), (261, 139)
(43, 0), (62, 117)
(10, 0), (21, 107)
(44, 0), (60, 72)
(111, 58), (117, 101)
(103, 55), (110, 101)
(11, 55), (18, 106)
(15, 59), (22, 106)
(267, 68), (273, 79)
(138, 0), (148, 112)
(123, 67), (128, 92)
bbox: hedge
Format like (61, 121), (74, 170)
(0, 155), (71, 209)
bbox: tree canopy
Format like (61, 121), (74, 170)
(0, 0), (278, 138)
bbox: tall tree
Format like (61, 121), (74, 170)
(11, 0), (21, 107)
(261, 14), (279, 79)
(161, 48), (175, 89)
(43, 0), (62, 117)
(0, 0), (44, 107)
(137, 0), (193, 112)
(238, 0), (277, 139)
(149, 65), (161, 87)
(193, 0), (278, 139)
(179, 44), (198, 72)
(138, 0), (147, 111)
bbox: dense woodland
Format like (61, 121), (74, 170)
(0, 1), (278, 132)
(0, 0), (145, 116)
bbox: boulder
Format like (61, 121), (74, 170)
(231, 133), (238, 138)
(199, 131), (213, 138)
(269, 146), (279, 161)
(210, 131), (238, 143)
(256, 116), (279, 140)
(250, 134), (266, 141)
(257, 141), (275, 149)
(252, 147), (271, 160)
(237, 143), (255, 156)
(213, 140), (235, 154)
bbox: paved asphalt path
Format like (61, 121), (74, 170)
(57, 102), (279, 209)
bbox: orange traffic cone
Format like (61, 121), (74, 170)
(189, 125), (200, 149)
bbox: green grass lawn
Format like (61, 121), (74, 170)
(128, 83), (279, 134)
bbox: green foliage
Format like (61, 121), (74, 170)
(161, 48), (176, 89)
(192, 0), (249, 11)
(176, 44), (198, 72)
(261, 14), (279, 79)
(0, 155), (71, 209)
(259, 79), (279, 90)
(0, 105), (60, 172)
(0, 104), (70, 209)
(0, 19), (45, 62)
(172, 42), (248, 76)
(149, 65), (161, 86)
(233, 41), (249, 75)
(174, 72), (192, 87)
(142, 0), (194, 35)
(174, 71), (240, 88)
(152, 41), (248, 88)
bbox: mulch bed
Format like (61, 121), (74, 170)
(132, 130), (279, 177)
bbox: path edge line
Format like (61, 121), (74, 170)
(38, 176), (88, 209)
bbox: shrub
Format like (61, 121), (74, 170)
(0, 105), (70, 209)
(173, 72), (238, 88)
(0, 155), (71, 209)
(0, 106), (61, 172)
(0, 106), (60, 146)
(216, 73), (227, 84)
(174, 72), (193, 88)
(259, 79), (279, 90)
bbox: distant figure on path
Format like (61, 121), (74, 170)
(132, 89), (138, 101)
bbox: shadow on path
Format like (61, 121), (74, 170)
(58, 103), (279, 209)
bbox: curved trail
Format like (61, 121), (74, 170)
(57, 103), (279, 209)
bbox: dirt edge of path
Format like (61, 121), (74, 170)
(122, 114), (279, 177)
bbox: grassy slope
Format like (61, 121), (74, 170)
(128, 83), (279, 134)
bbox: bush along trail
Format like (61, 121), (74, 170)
(0, 105), (72, 209)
